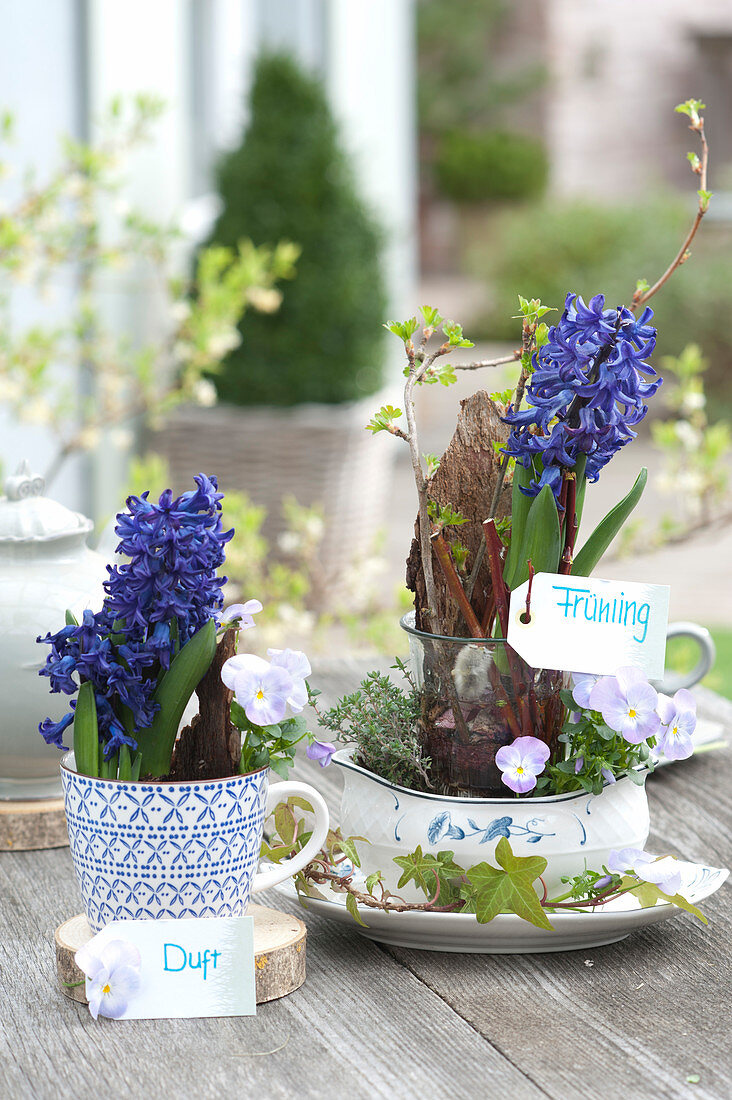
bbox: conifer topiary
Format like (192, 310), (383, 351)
(207, 53), (386, 407)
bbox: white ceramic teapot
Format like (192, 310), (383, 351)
(0, 462), (108, 799)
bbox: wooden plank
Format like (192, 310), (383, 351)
(0, 847), (542, 1100)
(380, 744), (732, 1100)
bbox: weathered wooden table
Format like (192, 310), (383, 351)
(1, 660), (731, 1100)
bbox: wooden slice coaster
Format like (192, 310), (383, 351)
(0, 799), (68, 851)
(55, 904), (307, 1006)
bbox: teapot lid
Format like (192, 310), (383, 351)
(0, 461), (94, 543)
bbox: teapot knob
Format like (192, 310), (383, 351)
(4, 460), (45, 501)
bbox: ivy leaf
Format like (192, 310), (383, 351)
(623, 877), (707, 924)
(286, 795), (315, 814)
(333, 833), (364, 868)
(274, 802), (296, 846)
(394, 845), (440, 895)
(393, 845), (463, 900)
(365, 870), (383, 892)
(468, 837), (553, 930)
(345, 891), (368, 927)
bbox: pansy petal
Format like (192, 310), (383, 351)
(221, 652), (269, 691)
(75, 944), (105, 981)
(268, 648), (312, 680)
(571, 673), (598, 709)
(615, 666), (649, 693)
(100, 939), (141, 973)
(606, 847), (651, 874)
(673, 688), (696, 715)
(656, 694), (675, 725)
(495, 742), (522, 771)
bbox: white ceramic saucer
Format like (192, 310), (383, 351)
(277, 858), (728, 954)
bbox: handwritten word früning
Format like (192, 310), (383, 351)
(552, 585), (651, 644)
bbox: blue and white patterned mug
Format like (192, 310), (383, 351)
(61, 753), (329, 933)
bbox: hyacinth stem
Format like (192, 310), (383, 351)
(559, 471), (578, 575)
(430, 529), (483, 639)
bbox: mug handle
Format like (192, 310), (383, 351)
(656, 621), (716, 694)
(252, 780), (330, 894)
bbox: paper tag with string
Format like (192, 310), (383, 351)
(507, 573), (670, 677)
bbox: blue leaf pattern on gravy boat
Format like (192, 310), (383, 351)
(427, 811), (555, 846)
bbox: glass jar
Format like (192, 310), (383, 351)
(401, 612), (567, 796)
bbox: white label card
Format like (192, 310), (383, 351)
(81, 916), (256, 1020)
(507, 573), (670, 678)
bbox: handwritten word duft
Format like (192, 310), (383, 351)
(552, 585), (651, 644)
(164, 944), (221, 981)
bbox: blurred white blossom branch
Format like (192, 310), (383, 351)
(0, 96), (298, 486)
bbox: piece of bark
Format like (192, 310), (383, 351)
(406, 390), (511, 634)
(169, 628), (241, 780)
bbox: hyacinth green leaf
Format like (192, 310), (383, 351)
(73, 681), (99, 778)
(137, 617), (217, 778)
(65, 609), (79, 627)
(118, 743), (133, 781)
(508, 483), (562, 590)
(469, 838), (552, 929)
(572, 468), (647, 577)
(503, 460), (534, 589)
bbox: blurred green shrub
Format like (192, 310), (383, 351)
(471, 199), (732, 405)
(434, 130), (548, 203)
(207, 53), (386, 407)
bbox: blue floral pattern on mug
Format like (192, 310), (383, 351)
(427, 810), (555, 846)
(62, 758), (269, 933)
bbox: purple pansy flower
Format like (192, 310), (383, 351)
(495, 736), (550, 794)
(607, 848), (682, 896)
(267, 648), (311, 713)
(656, 689), (696, 761)
(219, 599), (263, 630)
(589, 666), (660, 744)
(306, 739), (337, 768)
(75, 938), (142, 1020)
(571, 672), (600, 709)
(222, 653), (294, 727)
